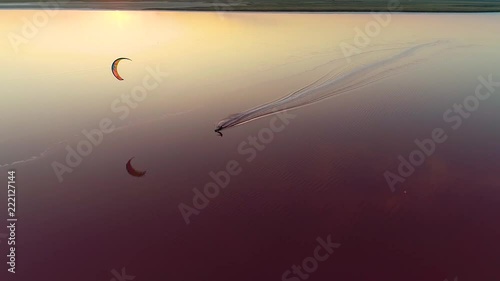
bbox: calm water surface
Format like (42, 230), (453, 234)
(0, 11), (500, 281)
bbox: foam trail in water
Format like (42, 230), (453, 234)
(215, 40), (460, 133)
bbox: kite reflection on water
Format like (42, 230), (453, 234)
(126, 157), (146, 177)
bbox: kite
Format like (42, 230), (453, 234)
(126, 157), (146, 177)
(112, 57), (131, 81)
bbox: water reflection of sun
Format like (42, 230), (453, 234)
(110, 11), (132, 28)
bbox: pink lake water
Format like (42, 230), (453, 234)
(0, 11), (500, 281)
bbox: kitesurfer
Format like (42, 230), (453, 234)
(215, 126), (223, 137)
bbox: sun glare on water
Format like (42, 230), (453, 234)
(110, 11), (133, 28)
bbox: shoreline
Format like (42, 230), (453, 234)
(1, 1), (500, 13)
